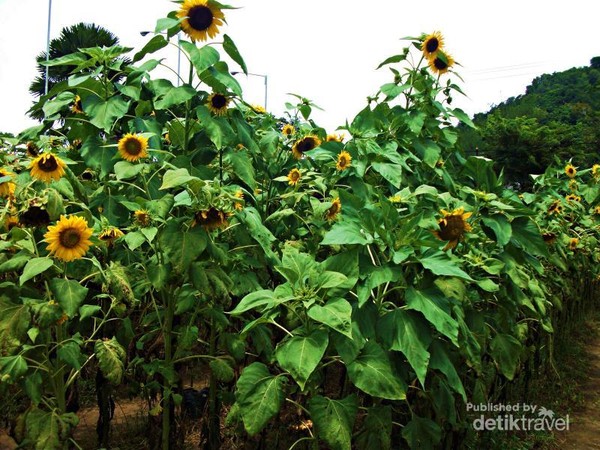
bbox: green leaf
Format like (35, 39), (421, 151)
(236, 207), (279, 264)
(159, 168), (200, 190)
(402, 416), (442, 450)
(451, 107), (475, 128)
(490, 333), (522, 380)
(481, 214), (512, 246)
(114, 161), (145, 180)
(235, 362), (286, 435)
(347, 341), (407, 400)
(181, 41), (220, 74)
(124, 231), (146, 251)
(355, 405), (392, 450)
(94, 337), (126, 385)
(418, 251), (473, 281)
(429, 340), (466, 401)
(0, 296), (31, 355)
(133, 34), (168, 62)
(321, 220), (373, 245)
(224, 150), (256, 189)
(308, 395), (358, 450)
(49, 279), (88, 318)
(17, 407), (79, 450)
(405, 288), (458, 346)
(371, 162), (403, 188)
(24, 372), (43, 405)
(413, 139), (441, 168)
(510, 217), (549, 257)
(308, 298), (353, 338)
(223, 34), (248, 74)
(154, 85), (197, 110)
(380, 83), (410, 99)
(201, 61), (243, 96)
(0, 355), (28, 380)
(57, 341), (83, 370)
(79, 305), (102, 320)
(84, 94), (129, 132)
(378, 309), (432, 387)
(275, 329), (329, 390)
(159, 220), (207, 271)
(20, 257), (54, 285)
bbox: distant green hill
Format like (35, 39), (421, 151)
(458, 57), (600, 186)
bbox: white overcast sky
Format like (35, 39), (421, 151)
(0, 0), (598, 135)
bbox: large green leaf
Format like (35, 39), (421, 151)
(355, 405), (392, 450)
(17, 407), (79, 450)
(481, 214), (512, 247)
(94, 337), (126, 385)
(308, 395), (358, 450)
(429, 340), (466, 401)
(0, 354), (28, 380)
(133, 34), (168, 62)
(509, 217), (549, 257)
(159, 168), (200, 190)
(223, 34), (248, 74)
(490, 333), (522, 380)
(371, 162), (403, 188)
(405, 288), (459, 346)
(0, 296), (31, 355)
(378, 309), (432, 387)
(84, 94), (129, 132)
(19, 257), (54, 285)
(224, 149), (256, 189)
(308, 298), (353, 338)
(275, 329), (329, 390)
(402, 416), (442, 450)
(347, 341), (406, 400)
(159, 220), (207, 271)
(49, 279), (89, 319)
(235, 362), (286, 435)
(321, 220), (373, 245)
(180, 41), (220, 74)
(154, 85), (197, 110)
(418, 251), (473, 281)
(236, 207), (279, 264)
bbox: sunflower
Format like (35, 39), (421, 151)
(193, 207), (229, 231)
(433, 207), (473, 251)
(99, 227), (124, 246)
(336, 151), (352, 171)
(177, 0), (225, 42)
(0, 168), (16, 198)
(71, 95), (83, 114)
(233, 190), (244, 211)
(594, 205), (600, 215)
(325, 198), (342, 221)
(292, 135), (321, 160)
(326, 133), (344, 143)
(422, 31), (444, 59)
(287, 168), (301, 186)
(29, 154), (67, 183)
(547, 200), (563, 216)
(282, 124), (296, 137)
(207, 93), (230, 116)
(542, 232), (557, 245)
(3, 215), (20, 232)
(564, 163), (577, 178)
(44, 215), (94, 262)
(592, 164), (600, 179)
(251, 104), (266, 113)
(565, 194), (581, 203)
(118, 133), (149, 162)
(428, 50), (455, 75)
(20, 205), (50, 227)
(569, 237), (579, 251)
(134, 209), (151, 227)
(26, 141), (39, 157)
(568, 179), (578, 191)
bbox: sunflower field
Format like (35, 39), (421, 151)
(1, 1), (600, 449)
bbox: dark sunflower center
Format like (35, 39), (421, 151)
(297, 138), (317, 153)
(20, 206), (50, 227)
(39, 155), (58, 172)
(426, 38), (439, 53)
(59, 228), (81, 248)
(434, 58), (448, 70)
(339, 156), (348, 166)
(125, 138), (142, 155)
(291, 172), (300, 181)
(188, 5), (214, 31)
(439, 216), (465, 240)
(211, 95), (227, 109)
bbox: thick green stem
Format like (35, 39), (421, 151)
(161, 289), (175, 450)
(54, 324), (67, 414)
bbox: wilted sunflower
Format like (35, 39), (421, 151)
(422, 31), (444, 59)
(193, 207), (229, 231)
(433, 207), (473, 251)
(326, 133), (344, 143)
(29, 154), (67, 183)
(99, 227), (124, 246)
(569, 237), (579, 251)
(233, 190), (244, 211)
(207, 93), (230, 116)
(0, 168), (16, 198)
(134, 209), (151, 227)
(292, 135), (321, 160)
(594, 205), (600, 215)
(325, 198), (342, 221)
(542, 232), (557, 245)
(177, 0), (225, 42)
(336, 151), (352, 171)
(118, 133), (148, 162)
(287, 168), (301, 186)
(282, 124), (296, 137)
(547, 200), (563, 216)
(592, 164), (600, 179)
(71, 95), (83, 114)
(20, 205), (50, 227)
(44, 215), (94, 262)
(564, 163), (577, 178)
(428, 50), (455, 75)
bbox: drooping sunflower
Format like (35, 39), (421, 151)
(233, 190), (244, 211)
(177, 0), (225, 42)
(282, 124), (296, 137)
(325, 198), (342, 221)
(99, 227), (125, 247)
(287, 168), (301, 186)
(428, 50), (455, 75)
(594, 205), (600, 215)
(0, 168), (16, 198)
(433, 207), (473, 251)
(292, 135), (321, 160)
(134, 209), (151, 227)
(3, 215), (20, 232)
(26, 141), (39, 157)
(569, 237), (579, 251)
(542, 232), (557, 245)
(207, 93), (230, 116)
(193, 207), (229, 231)
(547, 200), (563, 216)
(251, 104), (266, 114)
(71, 95), (83, 114)
(421, 31), (444, 59)
(568, 179), (578, 191)
(565, 163), (577, 178)
(29, 154), (67, 183)
(592, 164), (600, 179)
(117, 133), (149, 162)
(20, 205), (51, 227)
(44, 215), (94, 262)
(326, 133), (344, 143)
(565, 194), (581, 203)
(336, 151), (352, 171)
